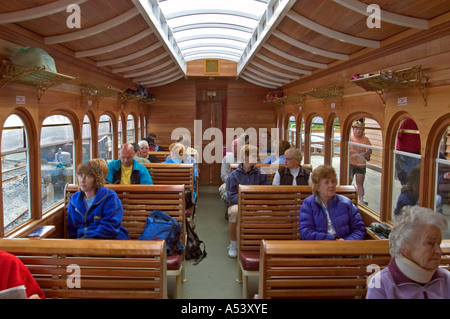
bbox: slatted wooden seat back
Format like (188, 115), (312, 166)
(0, 238), (166, 299)
(143, 163), (194, 190)
(147, 151), (170, 163)
(237, 184), (358, 298)
(64, 184), (186, 240)
(259, 240), (391, 299)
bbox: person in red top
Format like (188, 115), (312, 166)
(395, 118), (421, 185)
(0, 250), (45, 299)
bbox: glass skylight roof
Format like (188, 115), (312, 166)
(157, 0), (269, 62)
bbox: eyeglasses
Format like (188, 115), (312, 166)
(285, 157), (295, 161)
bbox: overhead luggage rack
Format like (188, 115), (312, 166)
(351, 65), (427, 106)
(118, 91), (158, 105)
(0, 60), (75, 102)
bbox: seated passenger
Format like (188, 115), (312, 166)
(164, 143), (187, 163)
(0, 250), (45, 299)
(366, 206), (449, 299)
(137, 140), (159, 163)
(68, 160), (129, 239)
(106, 143), (153, 185)
(272, 148), (311, 185)
(131, 142), (150, 164)
(299, 165), (365, 240)
(226, 145), (271, 258)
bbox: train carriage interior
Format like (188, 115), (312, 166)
(0, 0), (449, 300)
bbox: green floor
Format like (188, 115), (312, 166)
(167, 185), (258, 299)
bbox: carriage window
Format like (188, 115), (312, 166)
(40, 115), (74, 212)
(331, 117), (340, 183)
(310, 116), (324, 167)
(99, 115), (113, 162)
(1, 115), (30, 234)
(299, 117), (305, 157)
(82, 115), (91, 162)
(436, 126), (450, 238)
(392, 118), (421, 219)
(118, 115), (123, 146)
(348, 118), (382, 214)
(143, 116), (147, 138)
(138, 115), (142, 141)
(287, 115), (296, 147)
(127, 114), (135, 143)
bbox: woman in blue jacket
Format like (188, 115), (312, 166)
(68, 160), (129, 240)
(299, 165), (365, 240)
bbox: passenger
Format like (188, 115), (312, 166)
(299, 165), (365, 240)
(366, 206), (449, 299)
(264, 140), (290, 164)
(164, 143), (187, 163)
(272, 148), (311, 185)
(394, 165), (420, 216)
(106, 143), (153, 185)
(219, 138), (240, 203)
(137, 140), (159, 163)
(68, 160), (129, 240)
(146, 133), (162, 151)
(131, 142), (150, 164)
(0, 250), (45, 299)
(349, 120), (372, 205)
(176, 134), (199, 178)
(226, 145), (271, 257)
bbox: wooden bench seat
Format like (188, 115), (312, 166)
(0, 238), (166, 299)
(64, 183), (186, 298)
(237, 184), (358, 298)
(259, 239), (450, 299)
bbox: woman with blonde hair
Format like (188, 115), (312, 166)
(299, 165), (365, 240)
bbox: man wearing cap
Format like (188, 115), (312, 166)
(349, 120), (372, 205)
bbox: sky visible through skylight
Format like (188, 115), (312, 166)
(157, 0), (269, 61)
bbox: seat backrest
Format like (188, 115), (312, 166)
(237, 185), (358, 252)
(237, 185), (307, 252)
(64, 184), (186, 240)
(147, 151), (170, 163)
(259, 240), (391, 299)
(0, 238), (166, 299)
(143, 163), (194, 189)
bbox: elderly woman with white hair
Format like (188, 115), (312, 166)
(366, 205), (449, 299)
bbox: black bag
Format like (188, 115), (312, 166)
(185, 219), (207, 265)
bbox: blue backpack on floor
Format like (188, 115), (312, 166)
(138, 210), (185, 255)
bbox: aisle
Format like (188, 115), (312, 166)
(171, 185), (257, 299)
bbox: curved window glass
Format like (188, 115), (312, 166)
(435, 126), (450, 238)
(82, 115), (91, 162)
(287, 115), (296, 147)
(310, 116), (324, 167)
(40, 115), (74, 212)
(2, 115), (30, 234)
(99, 115), (114, 162)
(127, 114), (135, 143)
(392, 118), (421, 219)
(118, 115), (123, 146)
(348, 118), (382, 213)
(331, 117), (340, 183)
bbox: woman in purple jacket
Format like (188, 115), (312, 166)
(366, 206), (449, 299)
(299, 165), (365, 240)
